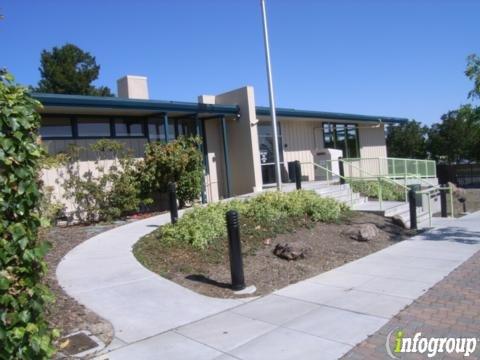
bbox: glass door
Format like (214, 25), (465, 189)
(258, 122), (284, 185)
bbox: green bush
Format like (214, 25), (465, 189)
(348, 179), (405, 201)
(62, 140), (145, 223)
(157, 190), (349, 250)
(0, 71), (58, 359)
(138, 136), (204, 207)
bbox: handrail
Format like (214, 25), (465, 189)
(337, 159), (409, 191)
(299, 160), (454, 222)
(301, 161), (354, 204)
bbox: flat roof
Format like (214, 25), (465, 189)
(32, 93), (240, 116)
(32, 93), (408, 124)
(256, 106), (408, 124)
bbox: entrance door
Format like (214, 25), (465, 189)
(258, 122), (284, 185)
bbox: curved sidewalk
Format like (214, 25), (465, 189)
(56, 212), (247, 345)
(58, 212), (480, 359)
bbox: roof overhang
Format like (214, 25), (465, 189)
(256, 106), (408, 124)
(32, 93), (240, 119)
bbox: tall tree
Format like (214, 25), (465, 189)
(386, 120), (428, 158)
(465, 54), (480, 100)
(427, 105), (480, 163)
(35, 43), (113, 96)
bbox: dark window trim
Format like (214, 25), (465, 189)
(40, 114), (148, 140)
(322, 122), (360, 158)
(39, 114), (75, 140)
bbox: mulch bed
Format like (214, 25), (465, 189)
(41, 224), (117, 348)
(135, 212), (415, 299)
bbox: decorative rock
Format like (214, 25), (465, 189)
(347, 223), (379, 242)
(273, 242), (311, 261)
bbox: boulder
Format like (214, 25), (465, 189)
(273, 242), (311, 261)
(347, 223), (379, 242)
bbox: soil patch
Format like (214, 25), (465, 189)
(135, 212), (415, 299)
(41, 224), (117, 350)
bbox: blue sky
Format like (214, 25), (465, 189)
(2, 0), (479, 124)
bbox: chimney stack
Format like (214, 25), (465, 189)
(117, 75), (149, 99)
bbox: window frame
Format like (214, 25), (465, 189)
(38, 115), (75, 140)
(322, 122), (360, 158)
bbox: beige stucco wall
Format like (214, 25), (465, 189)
(214, 86), (263, 196)
(280, 120), (318, 180)
(203, 118), (227, 202)
(278, 119), (389, 179)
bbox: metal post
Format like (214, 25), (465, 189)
(378, 177), (383, 210)
(226, 210), (246, 291)
(338, 157), (345, 185)
(163, 112), (170, 142)
(221, 116), (232, 198)
(449, 184), (454, 218)
(294, 160), (302, 190)
(440, 185), (448, 218)
(168, 182), (178, 224)
(408, 189), (417, 230)
(260, 0), (282, 191)
(196, 114), (207, 204)
(427, 192), (432, 227)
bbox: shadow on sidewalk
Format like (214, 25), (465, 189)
(416, 227), (480, 245)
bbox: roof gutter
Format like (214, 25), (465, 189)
(32, 93), (240, 115)
(256, 106), (408, 124)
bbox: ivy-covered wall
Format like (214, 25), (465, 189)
(0, 71), (57, 359)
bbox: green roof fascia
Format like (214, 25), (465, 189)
(256, 106), (408, 124)
(32, 93), (240, 115)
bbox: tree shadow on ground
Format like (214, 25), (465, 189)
(414, 227), (480, 245)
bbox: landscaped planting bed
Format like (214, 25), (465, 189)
(134, 190), (414, 298)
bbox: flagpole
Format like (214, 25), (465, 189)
(260, 0), (282, 191)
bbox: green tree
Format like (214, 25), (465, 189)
(0, 71), (57, 359)
(427, 105), (480, 163)
(386, 120), (428, 158)
(465, 54), (480, 100)
(34, 43), (113, 96)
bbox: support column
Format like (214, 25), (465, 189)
(163, 113), (169, 142)
(196, 114), (207, 204)
(221, 116), (232, 198)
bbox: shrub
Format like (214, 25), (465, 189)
(348, 179), (405, 201)
(156, 190), (349, 250)
(138, 136), (204, 207)
(0, 71), (57, 359)
(62, 140), (145, 223)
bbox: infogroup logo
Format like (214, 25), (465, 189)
(385, 329), (478, 358)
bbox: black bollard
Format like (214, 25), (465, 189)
(440, 185), (448, 218)
(168, 182), (178, 224)
(226, 210), (246, 291)
(338, 158), (345, 185)
(408, 189), (417, 230)
(294, 160), (302, 190)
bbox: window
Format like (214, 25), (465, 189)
(322, 122), (359, 158)
(77, 117), (111, 137)
(258, 122), (284, 184)
(115, 118), (145, 137)
(39, 117), (73, 138)
(148, 118), (175, 141)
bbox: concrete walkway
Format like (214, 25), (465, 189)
(57, 211), (480, 359)
(56, 211), (248, 346)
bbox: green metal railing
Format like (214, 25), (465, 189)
(300, 157), (453, 227)
(333, 157), (437, 179)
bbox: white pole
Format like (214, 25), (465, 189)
(260, 0), (282, 191)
